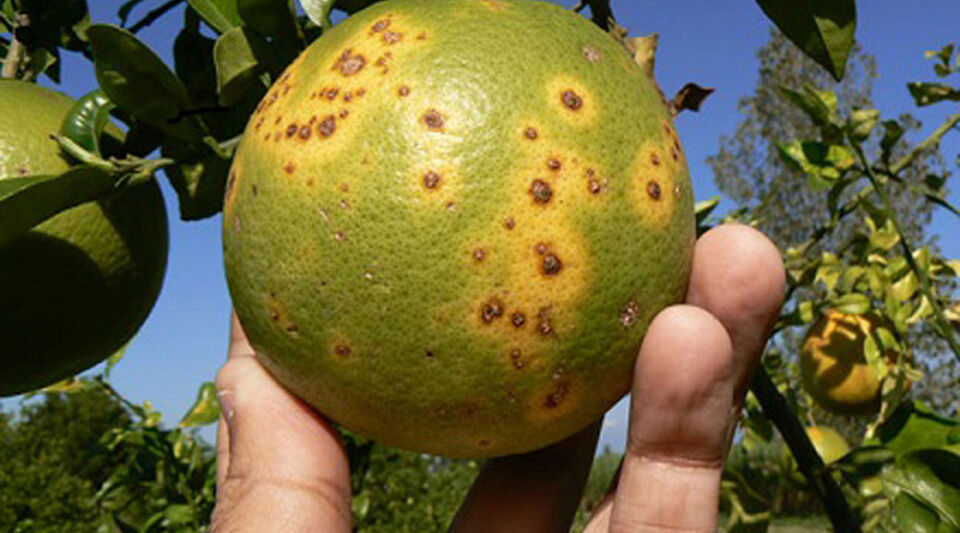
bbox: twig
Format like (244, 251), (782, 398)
(852, 140), (960, 362)
(1, 15), (26, 79)
(750, 367), (862, 532)
(128, 0), (185, 34)
(890, 114), (960, 175)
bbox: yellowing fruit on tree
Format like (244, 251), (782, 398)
(223, 0), (694, 457)
(0, 80), (168, 396)
(800, 310), (896, 416)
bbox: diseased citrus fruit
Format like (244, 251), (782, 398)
(223, 0), (694, 457)
(0, 80), (168, 396)
(800, 310), (895, 416)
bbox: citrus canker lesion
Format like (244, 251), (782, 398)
(0, 81), (168, 396)
(223, 0), (694, 457)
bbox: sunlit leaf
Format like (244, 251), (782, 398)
(755, 0), (856, 81)
(214, 26), (264, 106)
(886, 450), (960, 531)
(187, 0), (243, 34)
(179, 382), (222, 427)
(908, 82), (960, 107)
(874, 401), (960, 457)
(831, 292), (871, 314)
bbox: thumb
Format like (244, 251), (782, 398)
(212, 313), (352, 532)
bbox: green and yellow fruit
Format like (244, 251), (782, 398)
(224, 0), (694, 457)
(0, 80), (168, 396)
(800, 310), (896, 416)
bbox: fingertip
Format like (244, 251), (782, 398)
(690, 224), (785, 326)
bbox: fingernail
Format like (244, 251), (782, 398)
(217, 389), (236, 427)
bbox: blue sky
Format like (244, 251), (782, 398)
(6, 0), (959, 452)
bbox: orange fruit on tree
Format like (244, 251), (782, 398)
(800, 309), (900, 416)
(223, 0), (694, 457)
(0, 80), (168, 396)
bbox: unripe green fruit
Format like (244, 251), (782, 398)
(0, 80), (168, 396)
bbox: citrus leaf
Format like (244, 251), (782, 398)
(103, 345), (126, 381)
(848, 108), (880, 142)
(780, 84), (838, 127)
(186, 0), (242, 34)
(162, 140), (231, 220)
(755, 0), (856, 81)
(238, 0), (298, 39)
(0, 167), (117, 248)
(874, 401), (960, 457)
(214, 26), (263, 106)
(87, 24), (208, 143)
(830, 293), (870, 314)
(886, 450), (960, 531)
(299, 0), (335, 30)
(907, 82), (960, 107)
(180, 382), (222, 427)
(59, 89), (116, 157)
(881, 119), (905, 163)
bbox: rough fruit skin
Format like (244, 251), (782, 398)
(800, 310), (891, 416)
(0, 80), (168, 396)
(223, 0), (694, 457)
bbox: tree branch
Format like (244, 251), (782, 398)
(890, 114), (960, 175)
(750, 367), (862, 533)
(1, 15), (26, 79)
(128, 0), (185, 34)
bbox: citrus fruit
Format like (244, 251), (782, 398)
(223, 0), (694, 457)
(0, 80), (168, 396)
(800, 310), (897, 416)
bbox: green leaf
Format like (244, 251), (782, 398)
(103, 345), (127, 381)
(780, 84), (838, 127)
(831, 293), (870, 314)
(162, 141), (231, 220)
(87, 24), (208, 143)
(848, 108), (880, 142)
(39, 377), (96, 394)
(187, 0), (243, 33)
(299, 0), (335, 30)
(58, 89), (116, 157)
(214, 26), (264, 106)
(886, 450), (960, 531)
(754, 0), (856, 81)
(907, 82), (960, 107)
(874, 401), (960, 457)
(881, 119), (905, 163)
(0, 167), (118, 248)
(238, 0), (299, 39)
(180, 382), (221, 428)
(777, 140), (855, 190)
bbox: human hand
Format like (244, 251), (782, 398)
(212, 223), (785, 532)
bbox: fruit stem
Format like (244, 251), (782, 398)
(750, 367), (863, 533)
(850, 138), (960, 362)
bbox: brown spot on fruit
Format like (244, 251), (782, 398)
(339, 109), (350, 119)
(510, 349), (524, 369)
(529, 179), (553, 204)
(334, 231), (346, 242)
(582, 45), (602, 63)
(339, 199), (350, 209)
(473, 248), (487, 262)
(372, 19), (390, 32)
(318, 116), (337, 137)
(504, 217), (516, 230)
(481, 298), (504, 324)
(511, 313), (526, 328)
(416, 32), (427, 40)
(547, 158), (561, 171)
(285, 323), (299, 337)
(647, 180), (662, 200)
(283, 162), (295, 174)
(423, 109), (444, 130)
(251, 184), (258, 196)
(398, 85), (411, 97)
(425, 350), (435, 358)
(298, 125), (312, 140)
(356, 88), (367, 98)
(324, 88), (339, 100)
(382, 31), (402, 44)
(541, 253), (562, 276)
(651, 152), (660, 166)
(225, 170), (237, 197)
(671, 146), (679, 161)
(334, 49), (366, 76)
(620, 299), (639, 328)
(479, 439), (491, 446)
(545, 380), (568, 408)
(286, 123), (298, 138)
(588, 178), (602, 194)
(422, 171), (441, 189)
(537, 307), (554, 336)
(561, 90), (582, 110)
(534, 242), (548, 255)
(339, 182), (349, 192)
(524, 127), (538, 140)
(333, 344), (351, 357)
